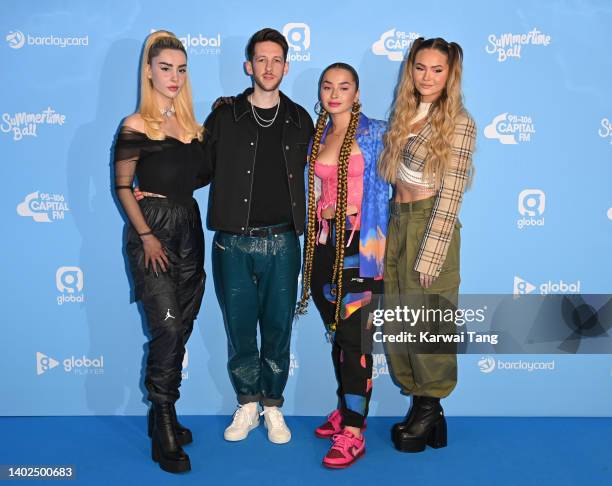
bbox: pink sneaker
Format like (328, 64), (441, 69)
(322, 429), (365, 469)
(315, 409), (343, 438)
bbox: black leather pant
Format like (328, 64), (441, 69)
(127, 198), (205, 404)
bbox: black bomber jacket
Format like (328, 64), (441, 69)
(201, 88), (314, 235)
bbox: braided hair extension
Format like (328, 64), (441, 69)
(330, 101), (361, 329)
(296, 109), (329, 316)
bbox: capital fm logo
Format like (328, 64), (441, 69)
(372, 28), (420, 61)
(289, 353), (299, 377)
(478, 356), (496, 373)
(36, 352), (59, 375)
(517, 189), (545, 229)
(56, 266), (85, 306)
(6, 30), (25, 49)
(182, 348), (189, 380)
(17, 191), (70, 222)
(484, 113), (535, 144)
(282, 23), (311, 62)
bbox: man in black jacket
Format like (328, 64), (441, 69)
(202, 28), (314, 444)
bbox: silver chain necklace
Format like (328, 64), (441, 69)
(249, 95), (280, 128)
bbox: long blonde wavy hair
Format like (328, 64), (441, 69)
(138, 30), (203, 141)
(379, 37), (466, 187)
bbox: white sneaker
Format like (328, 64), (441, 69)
(262, 406), (291, 444)
(224, 403), (260, 441)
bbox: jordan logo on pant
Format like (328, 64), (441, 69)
(164, 309), (175, 321)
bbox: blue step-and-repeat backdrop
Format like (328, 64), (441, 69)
(2, 0), (611, 417)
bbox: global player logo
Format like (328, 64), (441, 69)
(56, 266), (85, 305)
(282, 23), (311, 62)
(517, 189), (545, 229)
(150, 29), (221, 55)
(513, 276), (536, 296)
(372, 28), (420, 62)
(6, 30), (25, 49)
(478, 356), (496, 373)
(36, 352), (59, 375)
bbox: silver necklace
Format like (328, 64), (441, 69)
(160, 105), (176, 118)
(249, 95), (280, 128)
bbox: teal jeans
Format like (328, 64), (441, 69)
(212, 228), (300, 407)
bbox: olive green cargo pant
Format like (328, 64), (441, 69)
(383, 198), (460, 398)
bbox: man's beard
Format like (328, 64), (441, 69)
(253, 74), (283, 93)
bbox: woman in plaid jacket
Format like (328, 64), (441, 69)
(378, 37), (477, 453)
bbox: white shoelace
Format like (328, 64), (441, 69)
(231, 405), (256, 427)
(261, 408), (286, 430)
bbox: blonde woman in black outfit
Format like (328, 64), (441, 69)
(113, 30), (210, 474)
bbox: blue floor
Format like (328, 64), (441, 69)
(1, 416), (610, 485)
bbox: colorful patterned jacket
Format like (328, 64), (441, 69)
(307, 113), (389, 279)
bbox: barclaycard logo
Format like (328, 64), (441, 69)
(6, 30), (25, 49)
(36, 352), (59, 375)
(282, 23), (311, 62)
(517, 189), (545, 229)
(372, 28), (420, 62)
(478, 356), (496, 373)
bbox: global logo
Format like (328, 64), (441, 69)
(17, 191), (70, 223)
(36, 352), (59, 375)
(282, 23), (311, 62)
(6, 30), (25, 49)
(478, 356), (496, 373)
(56, 266), (85, 306)
(484, 113), (535, 144)
(485, 28), (551, 62)
(372, 28), (420, 62)
(517, 189), (545, 229)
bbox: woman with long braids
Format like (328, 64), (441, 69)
(379, 37), (476, 452)
(113, 31), (210, 473)
(297, 63), (389, 469)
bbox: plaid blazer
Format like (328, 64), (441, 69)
(402, 112), (476, 278)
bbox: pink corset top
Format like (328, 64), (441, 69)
(314, 153), (364, 244)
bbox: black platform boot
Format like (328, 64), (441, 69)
(148, 404), (193, 446)
(391, 395), (420, 442)
(151, 402), (191, 473)
(393, 396), (447, 453)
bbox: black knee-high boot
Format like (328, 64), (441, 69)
(392, 396), (447, 453)
(151, 402), (191, 473)
(148, 404), (193, 446)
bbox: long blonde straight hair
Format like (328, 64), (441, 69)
(138, 30), (203, 141)
(379, 37), (466, 187)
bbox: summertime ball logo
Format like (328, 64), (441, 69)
(485, 28), (551, 62)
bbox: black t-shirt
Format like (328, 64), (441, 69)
(248, 101), (293, 227)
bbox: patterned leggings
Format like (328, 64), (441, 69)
(310, 221), (381, 428)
